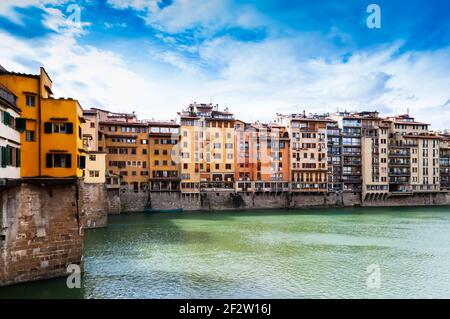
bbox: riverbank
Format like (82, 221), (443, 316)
(1, 206), (450, 298)
(120, 191), (450, 213)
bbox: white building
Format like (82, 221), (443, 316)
(0, 83), (22, 184)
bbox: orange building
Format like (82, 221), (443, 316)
(0, 67), (86, 178)
(234, 121), (290, 192)
(148, 120), (181, 191)
(99, 120), (149, 192)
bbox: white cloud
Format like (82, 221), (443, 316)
(1, 1), (449, 130)
(107, 0), (267, 35)
(106, 0), (160, 12)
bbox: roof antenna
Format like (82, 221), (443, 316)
(407, 107), (409, 115)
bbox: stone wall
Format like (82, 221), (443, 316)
(122, 191), (346, 212)
(120, 191), (148, 212)
(107, 188), (121, 215)
(362, 192), (449, 207)
(119, 190), (449, 213)
(0, 182), (83, 287)
(78, 181), (108, 229)
(342, 192), (362, 206)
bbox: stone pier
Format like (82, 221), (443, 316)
(0, 179), (83, 287)
(78, 181), (108, 229)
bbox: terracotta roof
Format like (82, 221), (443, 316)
(99, 120), (147, 127)
(0, 69), (39, 79)
(147, 121), (179, 127)
(394, 120), (429, 125)
(403, 133), (440, 139)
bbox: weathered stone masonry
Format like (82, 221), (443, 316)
(0, 181), (83, 287)
(119, 190), (450, 213)
(78, 181), (108, 229)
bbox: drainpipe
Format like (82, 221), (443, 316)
(38, 77), (42, 176)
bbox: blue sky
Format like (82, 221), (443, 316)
(0, 0), (449, 128)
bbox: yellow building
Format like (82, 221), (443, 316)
(81, 109), (106, 184)
(83, 152), (106, 183)
(0, 67), (86, 178)
(178, 103), (235, 192)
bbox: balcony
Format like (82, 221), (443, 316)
(389, 159), (411, 166)
(389, 169), (410, 176)
(389, 150), (410, 157)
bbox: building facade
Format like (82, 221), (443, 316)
(277, 113), (330, 193)
(81, 109), (106, 184)
(387, 114), (441, 193)
(178, 103), (236, 192)
(440, 133), (450, 191)
(148, 121), (180, 192)
(234, 121), (290, 192)
(0, 67), (86, 178)
(0, 84), (22, 184)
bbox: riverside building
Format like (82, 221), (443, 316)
(234, 121), (290, 192)
(276, 113), (331, 193)
(440, 132), (450, 191)
(0, 67), (86, 178)
(78, 104), (448, 201)
(0, 84), (22, 185)
(386, 114), (441, 193)
(178, 103), (236, 193)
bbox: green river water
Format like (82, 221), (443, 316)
(1, 206), (450, 299)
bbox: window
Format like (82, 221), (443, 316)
(1, 146), (20, 168)
(89, 170), (100, 177)
(90, 122), (95, 128)
(26, 95), (36, 107)
(46, 153), (72, 168)
(142, 149), (147, 155)
(89, 155), (96, 161)
(44, 122), (73, 134)
(141, 139), (148, 144)
(25, 130), (35, 142)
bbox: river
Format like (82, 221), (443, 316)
(1, 206), (450, 298)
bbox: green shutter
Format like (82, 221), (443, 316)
(1, 147), (6, 168)
(66, 123), (73, 134)
(44, 122), (52, 133)
(15, 118), (26, 132)
(3, 112), (11, 126)
(46, 153), (53, 168)
(66, 154), (72, 168)
(80, 155), (86, 169)
(15, 148), (20, 167)
(5, 146), (10, 166)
